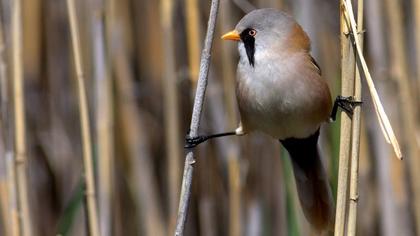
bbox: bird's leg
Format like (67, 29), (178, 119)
(329, 95), (363, 122)
(185, 131), (237, 148)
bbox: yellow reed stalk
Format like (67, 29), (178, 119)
(346, 0), (364, 234)
(383, 0), (420, 231)
(161, 0), (182, 231)
(334, 1), (356, 235)
(93, 0), (114, 235)
(12, 0), (32, 235)
(0, 4), (18, 236)
(66, 0), (99, 235)
(219, 1), (241, 235)
(111, 27), (166, 235)
(185, 0), (201, 84)
(341, 0), (402, 159)
(413, 0), (420, 99)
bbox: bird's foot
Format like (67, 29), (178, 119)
(184, 134), (209, 149)
(336, 96), (362, 117)
(329, 96), (362, 122)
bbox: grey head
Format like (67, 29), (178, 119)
(233, 8), (310, 67)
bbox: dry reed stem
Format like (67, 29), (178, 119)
(383, 0), (420, 232)
(0, 5), (16, 235)
(219, 1), (241, 235)
(0, 133), (10, 236)
(346, 0), (363, 234)
(112, 31), (165, 236)
(92, 0), (114, 235)
(341, 0), (402, 160)
(161, 0), (182, 231)
(0, 3), (8, 132)
(12, 0), (32, 235)
(219, 0), (238, 130)
(66, 0), (99, 235)
(0, 179), (10, 236)
(415, 0), (420, 95)
(6, 152), (19, 236)
(334, 2), (356, 235)
(174, 0), (220, 234)
(185, 0), (201, 83)
(228, 156), (241, 236)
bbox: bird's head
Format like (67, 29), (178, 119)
(222, 8), (310, 67)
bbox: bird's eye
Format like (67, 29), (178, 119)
(248, 29), (257, 36)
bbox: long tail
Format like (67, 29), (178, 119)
(280, 130), (335, 232)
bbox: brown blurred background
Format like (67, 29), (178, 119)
(0, 0), (419, 235)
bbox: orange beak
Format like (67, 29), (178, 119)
(221, 30), (240, 41)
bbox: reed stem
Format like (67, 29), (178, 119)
(346, 0), (364, 234)
(161, 0), (182, 232)
(0, 4), (17, 235)
(219, 1), (241, 235)
(185, 0), (201, 84)
(334, 1), (356, 235)
(414, 0), (420, 97)
(92, 0), (114, 235)
(66, 0), (99, 235)
(174, 0), (220, 234)
(12, 0), (32, 234)
(384, 0), (420, 232)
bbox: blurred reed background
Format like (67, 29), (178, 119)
(0, 0), (419, 235)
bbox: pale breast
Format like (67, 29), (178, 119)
(236, 52), (331, 139)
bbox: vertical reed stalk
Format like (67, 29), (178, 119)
(185, 0), (201, 84)
(227, 157), (241, 236)
(365, 0), (401, 234)
(6, 152), (19, 236)
(174, 0), (220, 234)
(384, 0), (420, 232)
(344, 0), (405, 234)
(92, 0), (114, 235)
(346, 0), (364, 234)
(334, 1), (356, 235)
(0, 4), (14, 236)
(161, 0), (182, 231)
(414, 0), (420, 100)
(0, 2), (8, 127)
(66, 0), (99, 235)
(112, 33), (165, 236)
(12, 0), (32, 235)
(219, 1), (241, 235)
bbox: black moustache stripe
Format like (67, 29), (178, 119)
(240, 29), (255, 67)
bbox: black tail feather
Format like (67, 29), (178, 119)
(280, 130), (335, 231)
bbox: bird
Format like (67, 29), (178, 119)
(185, 8), (361, 232)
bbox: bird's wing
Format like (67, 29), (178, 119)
(310, 56), (322, 75)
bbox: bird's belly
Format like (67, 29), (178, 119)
(237, 75), (322, 139)
(241, 98), (320, 139)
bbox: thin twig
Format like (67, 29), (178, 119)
(346, 0), (364, 234)
(12, 0), (32, 235)
(334, 1), (356, 235)
(174, 0), (220, 235)
(66, 0), (99, 235)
